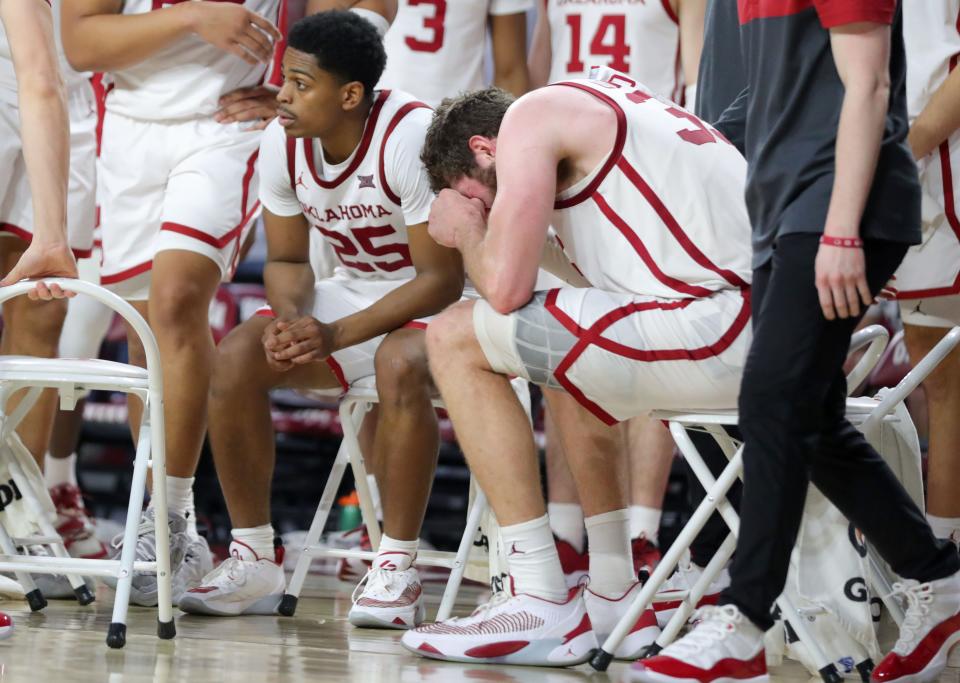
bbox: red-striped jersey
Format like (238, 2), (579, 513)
(544, 0), (684, 104)
(905, 1), (960, 123)
(258, 89), (433, 281)
(105, 0), (281, 121)
(548, 69), (751, 299)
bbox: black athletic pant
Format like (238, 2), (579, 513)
(720, 233), (960, 631)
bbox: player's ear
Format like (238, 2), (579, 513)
(341, 81), (366, 112)
(467, 135), (496, 163)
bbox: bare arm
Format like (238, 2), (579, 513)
(677, 0), (706, 92)
(908, 67), (960, 159)
(814, 21), (892, 321)
(262, 209), (316, 320)
(490, 11), (531, 96)
(3, 0), (68, 249)
(527, 1), (551, 89)
(305, 0), (396, 22)
(61, 0), (280, 73)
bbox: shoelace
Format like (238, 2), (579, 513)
(453, 590), (513, 624)
(885, 580), (934, 655)
(198, 557), (249, 589)
(351, 567), (402, 604)
(110, 513), (157, 562)
(665, 605), (742, 657)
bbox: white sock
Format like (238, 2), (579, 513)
(375, 534), (418, 571)
(500, 514), (568, 602)
(44, 452), (78, 488)
(548, 502), (585, 553)
(149, 476), (195, 534)
(928, 514), (960, 546)
(585, 508), (635, 597)
(232, 524), (275, 560)
(629, 504), (661, 544)
(367, 474), (383, 522)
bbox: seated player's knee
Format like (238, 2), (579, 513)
(211, 318), (273, 397)
(374, 328), (431, 403)
(425, 300), (473, 361)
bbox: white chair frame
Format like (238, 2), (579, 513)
(280, 378), (490, 622)
(0, 278), (173, 649)
(591, 325), (960, 681)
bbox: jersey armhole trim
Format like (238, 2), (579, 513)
(378, 101), (432, 206)
(660, 0), (679, 25)
(549, 82), (627, 210)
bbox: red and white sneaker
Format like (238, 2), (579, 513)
(628, 605), (767, 683)
(178, 540), (285, 616)
(401, 584), (598, 667)
(872, 574), (960, 683)
(633, 536), (661, 580)
(49, 484), (108, 560)
(556, 536), (589, 588)
(0, 612), (12, 640)
(349, 565), (425, 629)
(335, 527), (373, 583)
(584, 582), (660, 659)
(653, 561), (730, 628)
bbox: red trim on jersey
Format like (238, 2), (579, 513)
(737, 0), (893, 27)
(240, 150), (259, 218)
(897, 53), (960, 300)
(303, 91), (390, 189)
(101, 259), (153, 285)
(551, 82), (628, 209)
(543, 288), (751, 425)
(616, 157), (749, 289)
(268, 0), (289, 88)
(325, 355), (349, 392)
(0, 223), (93, 259)
(591, 192), (714, 298)
(661, 0), (679, 25)
(378, 101), (431, 206)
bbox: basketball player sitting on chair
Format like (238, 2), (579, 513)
(400, 69), (753, 666)
(178, 11), (465, 628)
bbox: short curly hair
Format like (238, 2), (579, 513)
(421, 88), (516, 193)
(287, 11), (387, 100)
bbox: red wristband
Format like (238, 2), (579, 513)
(820, 235), (863, 249)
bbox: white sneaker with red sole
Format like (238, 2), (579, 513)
(349, 565), (425, 629)
(653, 561), (730, 628)
(401, 584), (598, 667)
(627, 604), (768, 683)
(0, 613), (12, 640)
(49, 484), (108, 560)
(871, 574), (960, 683)
(584, 582), (660, 659)
(178, 540), (285, 616)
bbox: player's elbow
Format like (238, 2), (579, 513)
(486, 282), (532, 316)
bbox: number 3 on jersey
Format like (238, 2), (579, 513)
(405, 0), (446, 53)
(566, 14), (629, 73)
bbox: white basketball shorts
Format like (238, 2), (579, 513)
(98, 111), (262, 300)
(0, 83), (97, 256)
(256, 274), (434, 394)
(895, 136), (960, 327)
(473, 287), (751, 424)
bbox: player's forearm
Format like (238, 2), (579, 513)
(19, 81), (69, 245)
(459, 226), (533, 314)
(908, 67), (960, 159)
(824, 78), (889, 237)
(62, 3), (196, 73)
(264, 261), (316, 319)
(331, 270), (463, 351)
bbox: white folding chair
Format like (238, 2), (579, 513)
(279, 376), (493, 622)
(590, 325), (960, 680)
(0, 278), (173, 649)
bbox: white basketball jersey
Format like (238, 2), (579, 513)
(549, 69), (751, 299)
(905, 1), (960, 122)
(106, 0), (280, 121)
(378, 0), (533, 107)
(0, 0), (90, 105)
(259, 90), (434, 281)
(545, 0), (683, 104)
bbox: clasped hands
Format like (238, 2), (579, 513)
(261, 316), (337, 371)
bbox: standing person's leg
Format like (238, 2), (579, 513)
(902, 318), (960, 545)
